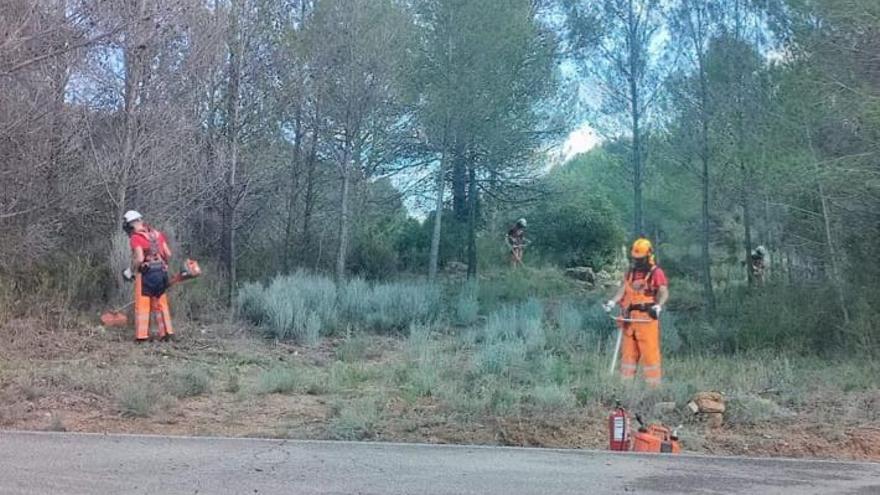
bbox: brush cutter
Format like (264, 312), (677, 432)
(99, 259), (202, 328)
(608, 314), (652, 376)
(100, 301), (134, 327)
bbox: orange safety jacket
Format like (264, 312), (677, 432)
(621, 267), (658, 317)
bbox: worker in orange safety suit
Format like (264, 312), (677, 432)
(122, 210), (175, 342)
(604, 238), (669, 386)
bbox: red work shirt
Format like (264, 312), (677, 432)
(628, 266), (668, 289)
(130, 228), (168, 261)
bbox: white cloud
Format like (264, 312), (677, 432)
(562, 124), (601, 161)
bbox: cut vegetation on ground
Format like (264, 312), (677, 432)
(2, 270), (878, 461)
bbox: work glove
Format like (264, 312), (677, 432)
(603, 300), (617, 313)
(122, 268), (134, 282)
(650, 304), (662, 319)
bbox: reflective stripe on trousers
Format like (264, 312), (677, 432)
(619, 314), (662, 385)
(134, 273), (174, 340)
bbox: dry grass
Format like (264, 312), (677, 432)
(0, 315), (878, 461)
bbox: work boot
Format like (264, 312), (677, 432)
(160, 334), (176, 343)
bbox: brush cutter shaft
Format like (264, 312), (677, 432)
(611, 316), (653, 323)
(609, 328), (622, 375)
(112, 301), (134, 312)
(608, 314), (652, 375)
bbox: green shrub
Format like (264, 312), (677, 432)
(358, 282), (441, 334)
(527, 383), (577, 412)
(475, 340), (527, 375)
(548, 302), (600, 353)
(726, 395), (786, 425)
(685, 282), (849, 354)
(327, 399), (380, 440)
(483, 379), (522, 415)
(238, 272), (441, 341)
(339, 278), (371, 322)
(405, 324), (434, 362)
(116, 382), (160, 418)
(237, 277), (330, 344)
(660, 312), (683, 355)
(224, 371), (241, 394)
(237, 282), (267, 325)
(454, 282), (480, 326)
(327, 362), (375, 391)
(477, 268), (573, 311)
(257, 367), (307, 395)
(477, 300), (545, 347)
(168, 367), (211, 398)
(526, 162), (625, 268)
(401, 363), (438, 399)
(335, 333), (372, 363)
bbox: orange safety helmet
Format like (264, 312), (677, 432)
(631, 238), (653, 259)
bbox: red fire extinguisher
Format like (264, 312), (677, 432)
(608, 401), (630, 451)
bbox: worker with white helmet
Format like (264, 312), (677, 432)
(122, 210), (175, 342)
(506, 218), (528, 268)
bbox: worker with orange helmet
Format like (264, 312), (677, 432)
(122, 210), (175, 342)
(603, 238), (669, 386)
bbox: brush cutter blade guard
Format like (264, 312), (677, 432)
(100, 311), (129, 328)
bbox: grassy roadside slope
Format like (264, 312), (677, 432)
(1, 268), (878, 461)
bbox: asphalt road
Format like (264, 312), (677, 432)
(1, 431), (878, 494)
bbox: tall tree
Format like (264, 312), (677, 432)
(416, 0), (560, 278)
(305, 0), (415, 280)
(671, 0), (720, 313)
(566, 0), (667, 236)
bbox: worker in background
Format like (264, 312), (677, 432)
(750, 245), (767, 286)
(506, 218), (528, 268)
(122, 210), (175, 342)
(604, 238), (669, 386)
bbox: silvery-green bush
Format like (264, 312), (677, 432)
(237, 272), (441, 342)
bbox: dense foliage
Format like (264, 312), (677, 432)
(0, 0), (877, 353)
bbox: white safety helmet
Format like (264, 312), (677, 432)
(123, 210), (143, 224)
(517, 218), (527, 228)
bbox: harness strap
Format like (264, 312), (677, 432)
(138, 230), (166, 269)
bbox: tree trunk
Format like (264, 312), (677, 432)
(631, 111), (643, 237)
(818, 181), (850, 326)
(224, 1), (242, 308)
(46, 0), (69, 203)
(111, 0), (147, 302)
(697, 58), (715, 315)
(283, 107), (304, 273)
(452, 151), (468, 222)
(335, 143), (352, 281)
(466, 165), (477, 280)
(300, 122), (320, 262)
(628, 3), (643, 237)
(742, 163), (754, 286)
(700, 151), (714, 315)
(805, 128), (849, 326)
(428, 153), (445, 283)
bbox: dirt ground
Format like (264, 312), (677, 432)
(1, 318), (878, 462)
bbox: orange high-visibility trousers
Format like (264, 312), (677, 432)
(619, 317), (661, 386)
(134, 273), (174, 341)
